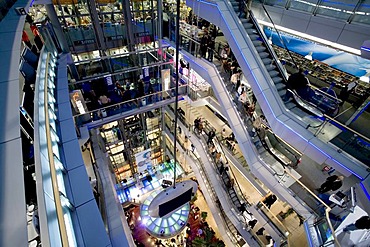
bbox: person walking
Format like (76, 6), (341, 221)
(317, 175), (344, 194)
(263, 194), (277, 209)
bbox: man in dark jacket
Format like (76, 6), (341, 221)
(317, 175), (344, 194)
(284, 68), (311, 101)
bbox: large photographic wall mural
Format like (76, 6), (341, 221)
(264, 27), (370, 79)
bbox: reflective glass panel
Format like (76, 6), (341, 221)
(352, 0), (370, 24)
(316, 0), (356, 20)
(289, 0), (317, 13)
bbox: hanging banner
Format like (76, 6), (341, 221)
(135, 149), (152, 173)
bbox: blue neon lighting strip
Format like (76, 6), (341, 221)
(361, 46), (370, 52)
(303, 221), (314, 247)
(360, 182), (370, 201)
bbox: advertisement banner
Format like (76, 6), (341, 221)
(135, 149), (152, 173)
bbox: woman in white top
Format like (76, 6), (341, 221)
(238, 91), (249, 104)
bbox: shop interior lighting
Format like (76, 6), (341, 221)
(258, 20), (361, 56)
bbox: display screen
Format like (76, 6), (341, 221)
(158, 188), (192, 217)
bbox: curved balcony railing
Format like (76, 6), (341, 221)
(35, 48), (77, 246)
(73, 84), (189, 127)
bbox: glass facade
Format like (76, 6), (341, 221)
(261, 0), (370, 24)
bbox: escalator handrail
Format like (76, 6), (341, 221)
(259, 4), (300, 71)
(245, 6), (290, 82)
(263, 124), (302, 163)
(164, 123), (242, 245)
(206, 124), (252, 206)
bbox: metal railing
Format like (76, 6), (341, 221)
(41, 51), (73, 246)
(73, 84), (189, 126)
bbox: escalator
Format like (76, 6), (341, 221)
(229, 1), (324, 119)
(185, 0), (369, 180)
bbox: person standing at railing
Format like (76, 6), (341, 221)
(200, 33), (209, 58)
(220, 45), (230, 72)
(207, 37), (215, 62)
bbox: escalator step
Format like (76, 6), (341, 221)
(272, 77), (283, 84)
(231, 1), (239, 6)
(246, 29), (257, 35)
(256, 46), (266, 53)
(269, 70), (280, 77)
(233, 6), (239, 11)
(278, 90), (287, 97)
(275, 82), (286, 91)
(241, 19), (252, 25)
(262, 58), (272, 65)
(259, 52), (270, 59)
(285, 102), (296, 109)
(249, 34), (259, 40)
(252, 40), (263, 46)
(265, 63), (276, 71)
(243, 23), (253, 29)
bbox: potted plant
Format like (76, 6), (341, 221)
(201, 211), (208, 221)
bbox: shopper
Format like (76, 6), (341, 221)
(220, 45), (230, 72)
(256, 227), (265, 236)
(263, 194), (277, 209)
(137, 79), (144, 97)
(248, 219), (258, 229)
(238, 90), (250, 111)
(207, 37), (215, 62)
(339, 79), (357, 106)
(230, 71), (241, 89)
(221, 128), (228, 140)
(284, 68), (311, 101)
(200, 33), (209, 58)
(317, 175), (344, 194)
(343, 215), (370, 232)
(207, 129), (216, 145)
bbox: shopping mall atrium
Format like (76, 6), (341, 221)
(1, 0), (370, 246)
